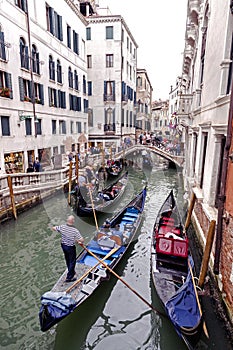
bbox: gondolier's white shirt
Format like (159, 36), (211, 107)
(54, 224), (82, 246)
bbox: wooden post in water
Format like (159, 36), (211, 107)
(7, 175), (17, 219)
(75, 154), (79, 181)
(68, 161), (73, 205)
(198, 220), (216, 288)
(185, 191), (196, 230)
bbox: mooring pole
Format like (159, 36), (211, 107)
(68, 161), (73, 205)
(7, 175), (17, 219)
(198, 220), (216, 288)
(184, 191), (196, 230)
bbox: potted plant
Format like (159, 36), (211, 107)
(24, 96), (31, 102)
(0, 87), (10, 97)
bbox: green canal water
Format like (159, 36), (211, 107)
(0, 157), (231, 349)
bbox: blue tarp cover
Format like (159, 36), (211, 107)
(165, 269), (201, 334)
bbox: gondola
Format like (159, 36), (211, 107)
(39, 186), (147, 332)
(73, 171), (128, 216)
(150, 190), (203, 349)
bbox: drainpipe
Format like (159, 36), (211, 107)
(214, 77), (233, 274)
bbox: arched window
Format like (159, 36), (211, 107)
(32, 44), (40, 74)
(57, 59), (62, 83)
(19, 37), (29, 69)
(49, 55), (55, 80)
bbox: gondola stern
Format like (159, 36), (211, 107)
(39, 291), (77, 332)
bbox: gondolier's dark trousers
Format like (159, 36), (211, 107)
(61, 243), (76, 280)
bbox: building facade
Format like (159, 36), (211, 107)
(135, 68), (153, 138)
(0, 0), (88, 173)
(179, 0), (233, 321)
(81, 4), (138, 151)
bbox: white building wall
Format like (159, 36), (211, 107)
(0, 0), (88, 172)
(86, 14), (137, 147)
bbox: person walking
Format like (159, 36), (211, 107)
(52, 215), (84, 282)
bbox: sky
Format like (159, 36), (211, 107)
(98, 0), (188, 101)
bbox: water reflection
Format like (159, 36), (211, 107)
(0, 161), (231, 349)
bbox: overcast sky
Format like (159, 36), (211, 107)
(98, 0), (188, 101)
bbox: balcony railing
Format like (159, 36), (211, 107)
(104, 123), (116, 134)
(103, 94), (115, 102)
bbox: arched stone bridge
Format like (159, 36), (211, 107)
(116, 144), (184, 169)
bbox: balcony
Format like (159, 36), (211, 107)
(104, 123), (116, 135)
(103, 94), (115, 102)
(122, 94), (128, 103)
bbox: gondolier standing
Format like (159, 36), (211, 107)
(52, 215), (84, 282)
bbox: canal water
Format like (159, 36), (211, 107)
(0, 155), (232, 350)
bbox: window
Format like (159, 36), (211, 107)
(104, 81), (115, 101)
(46, 4), (63, 41)
(58, 90), (66, 108)
(86, 27), (91, 40)
(59, 120), (66, 134)
(83, 75), (86, 94)
(19, 37), (29, 70)
(106, 26), (113, 40)
(25, 118), (32, 136)
(0, 70), (12, 99)
(52, 120), (57, 134)
(18, 77), (31, 101)
(88, 108), (93, 127)
(36, 119), (42, 135)
(69, 94), (81, 111)
(106, 54), (113, 68)
(88, 81), (92, 96)
(57, 59), (62, 83)
(67, 25), (71, 48)
(83, 99), (88, 112)
(70, 121), (74, 134)
(68, 67), (73, 88)
(48, 87), (57, 107)
(60, 145), (65, 154)
(87, 55), (92, 68)
(34, 82), (44, 104)
(32, 44), (40, 74)
(49, 55), (55, 80)
(15, 0), (27, 12)
(1, 116), (10, 136)
(0, 31), (7, 61)
(76, 121), (81, 133)
(73, 30), (79, 54)
(74, 70), (79, 90)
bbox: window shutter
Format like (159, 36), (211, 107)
(105, 109), (107, 124)
(25, 46), (29, 70)
(5, 72), (13, 98)
(18, 77), (24, 101)
(36, 52), (40, 74)
(58, 15), (63, 41)
(39, 84), (44, 105)
(49, 8), (55, 35)
(0, 32), (6, 60)
(77, 97), (81, 111)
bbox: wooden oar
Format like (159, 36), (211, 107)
(65, 247), (118, 293)
(87, 184), (99, 231)
(188, 259), (209, 339)
(79, 243), (166, 317)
